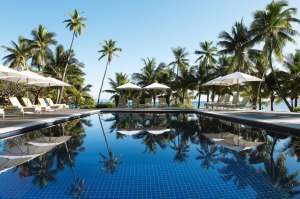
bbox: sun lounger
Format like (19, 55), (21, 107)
(205, 95), (227, 108)
(214, 95), (231, 108)
(216, 94), (238, 109)
(224, 96), (255, 109)
(22, 97), (42, 113)
(0, 108), (4, 118)
(46, 98), (68, 111)
(132, 98), (140, 108)
(144, 98), (153, 108)
(118, 98), (127, 108)
(158, 98), (168, 108)
(38, 98), (59, 111)
(6, 97), (40, 115)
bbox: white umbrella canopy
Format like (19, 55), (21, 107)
(118, 130), (141, 136)
(28, 77), (71, 87)
(217, 72), (263, 84)
(144, 83), (170, 90)
(1, 70), (48, 84)
(202, 76), (234, 86)
(116, 82), (141, 90)
(0, 64), (25, 77)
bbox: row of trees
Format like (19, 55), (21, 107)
(0, 9), (94, 108)
(104, 1), (300, 112)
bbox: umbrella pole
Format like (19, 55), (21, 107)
(27, 79), (29, 106)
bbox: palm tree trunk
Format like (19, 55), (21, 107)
(57, 31), (76, 104)
(271, 96), (274, 111)
(35, 87), (44, 104)
(98, 114), (109, 152)
(257, 76), (264, 110)
(268, 46), (293, 112)
(97, 60), (109, 104)
(291, 99), (294, 110)
(197, 88), (202, 108)
(295, 94), (298, 107)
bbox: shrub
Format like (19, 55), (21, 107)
(294, 106), (300, 112)
(95, 102), (115, 108)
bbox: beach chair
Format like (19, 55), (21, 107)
(215, 95), (231, 108)
(118, 98), (127, 108)
(205, 95), (226, 108)
(38, 98), (59, 111)
(0, 108), (4, 118)
(46, 98), (68, 110)
(158, 98), (168, 108)
(144, 98), (153, 108)
(224, 96), (255, 109)
(131, 98), (140, 108)
(21, 98), (42, 113)
(5, 97), (37, 115)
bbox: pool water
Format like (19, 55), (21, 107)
(0, 113), (299, 198)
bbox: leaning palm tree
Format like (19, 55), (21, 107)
(59, 9), (87, 103)
(251, 0), (300, 112)
(26, 25), (57, 71)
(2, 36), (32, 71)
(97, 39), (122, 104)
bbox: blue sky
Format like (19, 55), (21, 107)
(0, 0), (299, 100)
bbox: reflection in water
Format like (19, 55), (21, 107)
(1, 113), (300, 198)
(99, 114), (123, 174)
(0, 118), (90, 192)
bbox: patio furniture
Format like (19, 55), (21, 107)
(205, 95), (226, 108)
(6, 97), (39, 115)
(118, 98), (127, 108)
(132, 98), (140, 108)
(144, 98), (153, 108)
(158, 98), (168, 108)
(38, 98), (59, 111)
(217, 94), (238, 109)
(0, 108), (4, 118)
(46, 98), (68, 110)
(224, 96), (255, 109)
(21, 97), (42, 113)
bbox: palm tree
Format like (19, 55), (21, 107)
(284, 49), (300, 108)
(251, 0), (300, 112)
(218, 20), (260, 96)
(196, 143), (219, 170)
(194, 63), (212, 108)
(194, 41), (218, 102)
(26, 25), (57, 71)
(59, 9), (87, 103)
(195, 41), (218, 74)
(2, 36), (32, 71)
(97, 39), (122, 104)
(169, 47), (189, 105)
(104, 72), (130, 106)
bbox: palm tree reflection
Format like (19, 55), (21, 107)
(98, 114), (123, 174)
(196, 142), (219, 170)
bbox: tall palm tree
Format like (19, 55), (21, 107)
(2, 36), (32, 71)
(59, 9), (87, 103)
(195, 41), (218, 102)
(97, 39), (122, 104)
(169, 47), (189, 105)
(218, 20), (260, 96)
(251, 0), (300, 112)
(26, 25), (57, 71)
(195, 41), (218, 74)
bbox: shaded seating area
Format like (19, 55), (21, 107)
(38, 98), (59, 111)
(131, 98), (140, 108)
(216, 94), (238, 109)
(223, 96), (256, 109)
(46, 98), (69, 111)
(118, 98), (128, 108)
(4, 97), (42, 115)
(158, 98), (168, 108)
(22, 97), (42, 113)
(145, 98), (153, 108)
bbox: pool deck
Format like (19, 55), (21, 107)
(0, 107), (299, 138)
(101, 107), (300, 136)
(0, 109), (100, 138)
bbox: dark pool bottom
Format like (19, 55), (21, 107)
(0, 113), (297, 198)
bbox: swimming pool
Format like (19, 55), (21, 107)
(0, 113), (299, 198)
